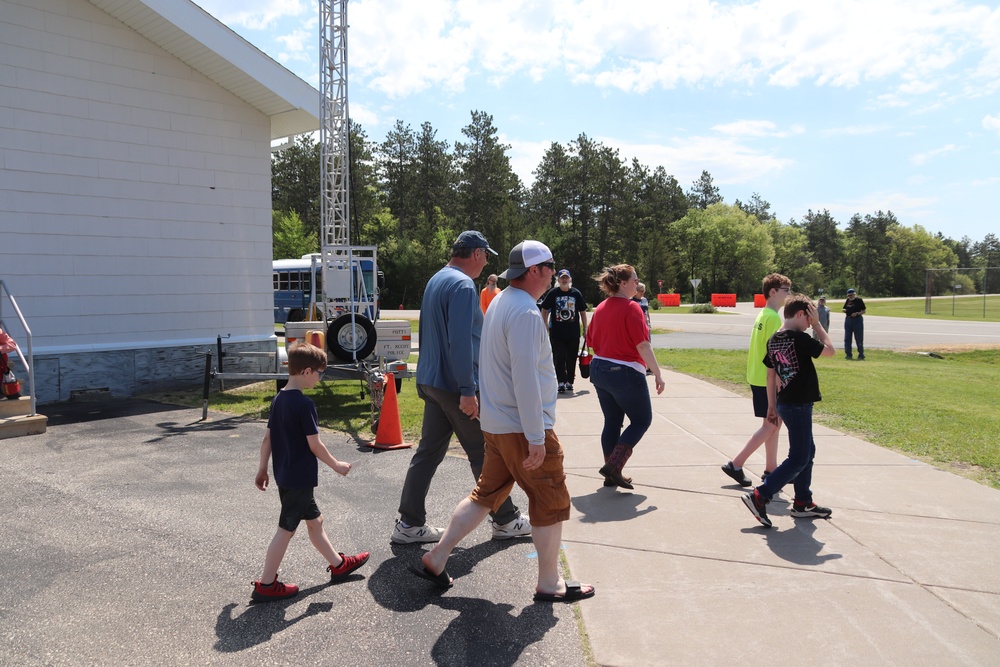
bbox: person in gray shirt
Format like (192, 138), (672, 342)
(391, 231), (530, 545)
(412, 241), (595, 603)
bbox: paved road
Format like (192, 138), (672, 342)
(395, 304), (1000, 352)
(649, 301), (1000, 350)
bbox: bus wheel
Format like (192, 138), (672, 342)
(327, 314), (377, 362)
(287, 308), (306, 323)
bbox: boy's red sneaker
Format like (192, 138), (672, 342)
(327, 551), (370, 582)
(251, 578), (299, 602)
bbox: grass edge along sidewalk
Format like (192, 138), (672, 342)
(656, 346), (1000, 490)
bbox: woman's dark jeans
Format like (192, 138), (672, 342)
(589, 358), (652, 457)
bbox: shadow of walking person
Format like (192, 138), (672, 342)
(571, 489), (657, 523)
(429, 597), (558, 667)
(367, 540), (526, 613)
(757, 513), (842, 566)
(213, 584), (333, 653)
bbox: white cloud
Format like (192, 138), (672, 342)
(971, 176), (1000, 186)
(336, 0), (1000, 102)
(193, 0), (308, 30)
(712, 120), (805, 139)
(984, 114), (1000, 134)
(599, 134), (794, 187)
(822, 125), (886, 137)
(503, 131), (793, 189)
(822, 191), (939, 220)
(911, 144), (959, 165)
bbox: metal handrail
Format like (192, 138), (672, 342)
(0, 280), (35, 416)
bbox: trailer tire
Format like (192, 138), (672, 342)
(395, 376), (403, 394)
(327, 314), (377, 362)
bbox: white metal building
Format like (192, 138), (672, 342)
(0, 0), (319, 404)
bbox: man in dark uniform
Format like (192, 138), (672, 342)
(842, 288), (866, 360)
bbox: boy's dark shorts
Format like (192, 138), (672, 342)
(277, 486), (321, 532)
(751, 384), (769, 418)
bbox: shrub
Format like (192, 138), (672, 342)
(691, 303), (717, 314)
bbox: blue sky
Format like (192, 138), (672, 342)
(194, 0), (1000, 243)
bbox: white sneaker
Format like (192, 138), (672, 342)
(391, 519), (444, 544)
(491, 515), (532, 540)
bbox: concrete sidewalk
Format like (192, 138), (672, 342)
(557, 371), (1000, 665)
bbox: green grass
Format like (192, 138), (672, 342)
(152, 376), (425, 442)
(656, 347), (1000, 488)
(867, 295), (1000, 322)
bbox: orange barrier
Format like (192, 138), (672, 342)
(711, 293), (737, 307)
(366, 373), (413, 450)
(657, 293), (681, 307)
(753, 294), (765, 308)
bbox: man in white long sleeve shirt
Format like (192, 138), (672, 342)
(412, 241), (596, 603)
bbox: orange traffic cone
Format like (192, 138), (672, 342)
(366, 373), (413, 450)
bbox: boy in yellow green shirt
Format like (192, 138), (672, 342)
(721, 273), (791, 487)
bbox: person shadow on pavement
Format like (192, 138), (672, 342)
(213, 583), (337, 653)
(429, 596), (558, 667)
(367, 543), (561, 666)
(744, 505), (843, 566)
(571, 488), (657, 523)
(367, 541), (525, 613)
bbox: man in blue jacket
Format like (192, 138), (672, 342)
(391, 231), (531, 544)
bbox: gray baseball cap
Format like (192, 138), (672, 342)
(499, 240), (553, 280)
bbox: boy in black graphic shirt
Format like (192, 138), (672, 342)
(742, 294), (835, 528)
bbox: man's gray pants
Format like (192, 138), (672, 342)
(397, 384), (520, 527)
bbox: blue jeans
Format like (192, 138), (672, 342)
(844, 316), (864, 358)
(758, 402), (815, 504)
(397, 384), (518, 526)
(589, 358), (652, 457)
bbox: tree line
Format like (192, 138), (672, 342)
(272, 111), (1000, 308)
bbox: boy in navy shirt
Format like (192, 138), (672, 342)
(742, 294), (835, 528)
(251, 343), (370, 602)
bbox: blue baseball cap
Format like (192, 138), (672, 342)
(453, 230), (498, 255)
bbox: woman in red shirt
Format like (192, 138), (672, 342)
(587, 265), (665, 489)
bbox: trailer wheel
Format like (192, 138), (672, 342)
(327, 313), (377, 362)
(395, 376), (403, 394)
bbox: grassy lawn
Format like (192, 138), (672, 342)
(151, 375), (426, 443)
(656, 347), (1000, 488)
(866, 295), (1000, 322)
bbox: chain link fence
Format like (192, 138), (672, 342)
(924, 267), (1000, 317)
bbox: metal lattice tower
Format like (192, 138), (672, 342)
(319, 0), (349, 249)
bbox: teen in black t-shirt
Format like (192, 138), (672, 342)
(741, 294), (836, 528)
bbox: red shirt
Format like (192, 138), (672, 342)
(587, 296), (649, 365)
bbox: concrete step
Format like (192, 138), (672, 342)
(0, 413), (47, 439)
(0, 396), (33, 418)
